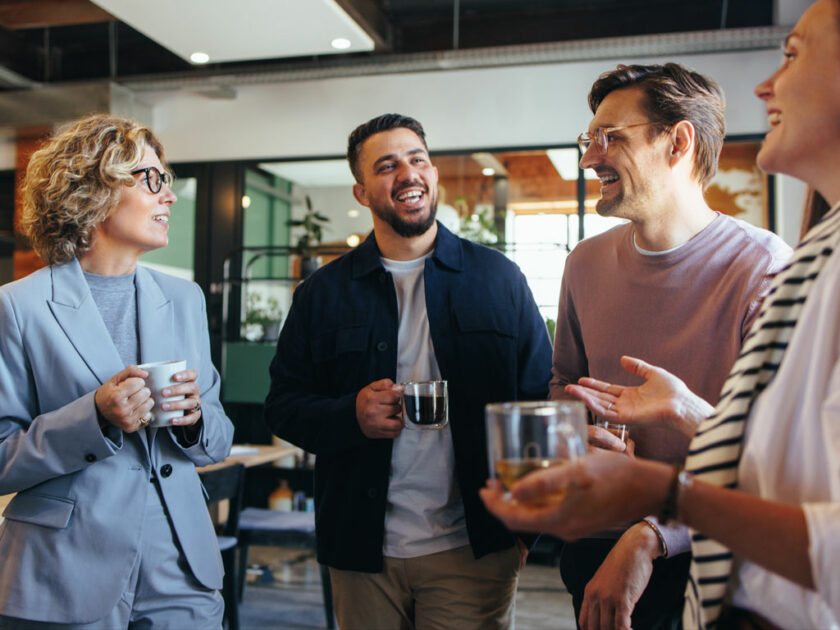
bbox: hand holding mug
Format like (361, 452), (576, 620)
(356, 379), (403, 439)
(94, 365), (153, 433)
(137, 360), (202, 428)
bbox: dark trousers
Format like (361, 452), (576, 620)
(559, 538), (690, 630)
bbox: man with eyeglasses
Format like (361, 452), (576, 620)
(550, 63), (791, 630)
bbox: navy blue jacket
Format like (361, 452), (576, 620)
(264, 223), (552, 572)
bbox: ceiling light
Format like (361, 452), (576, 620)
(472, 152), (508, 177)
(241, 195), (251, 209)
(346, 234), (361, 247)
(347, 209), (360, 218)
(482, 167), (495, 177)
(190, 51), (210, 64)
(331, 38), (352, 50)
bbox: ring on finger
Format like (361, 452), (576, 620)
(139, 413), (152, 427)
(192, 401), (202, 413)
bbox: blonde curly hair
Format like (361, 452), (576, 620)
(20, 114), (169, 264)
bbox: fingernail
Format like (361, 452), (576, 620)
(161, 403), (170, 410)
(161, 389), (170, 397)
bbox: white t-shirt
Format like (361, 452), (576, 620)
(380, 255), (469, 558)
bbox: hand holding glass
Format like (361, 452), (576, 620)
(594, 418), (629, 444)
(486, 400), (587, 506)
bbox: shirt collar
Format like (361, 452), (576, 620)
(352, 221), (464, 278)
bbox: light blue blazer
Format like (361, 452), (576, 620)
(0, 259), (234, 623)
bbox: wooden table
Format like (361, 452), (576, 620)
(197, 443), (301, 473)
(0, 493), (11, 519)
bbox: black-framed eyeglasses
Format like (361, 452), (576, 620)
(577, 122), (660, 154)
(131, 166), (173, 194)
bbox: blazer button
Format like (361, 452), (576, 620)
(160, 464), (173, 478)
(376, 341), (388, 352)
(367, 487), (377, 499)
(85, 453), (97, 463)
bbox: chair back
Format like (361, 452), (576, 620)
(200, 463), (246, 537)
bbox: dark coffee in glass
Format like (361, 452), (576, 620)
(401, 380), (448, 430)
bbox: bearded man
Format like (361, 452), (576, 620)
(264, 113), (552, 630)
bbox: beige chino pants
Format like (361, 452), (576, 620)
(329, 544), (522, 630)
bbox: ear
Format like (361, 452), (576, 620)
(352, 182), (371, 208)
(669, 120), (695, 168)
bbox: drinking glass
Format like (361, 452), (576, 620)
(401, 380), (448, 430)
(486, 400), (587, 506)
(594, 418), (629, 443)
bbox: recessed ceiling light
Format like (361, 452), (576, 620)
(190, 52), (210, 64)
(347, 209), (360, 218)
(331, 38), (352, 50)
(241, 195), (251, 209)
(482, 167), (495, 177)
(346, 234), (361, 247)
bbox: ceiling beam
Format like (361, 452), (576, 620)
(334, 0), (393, 51)
(0, 0), (113, 29)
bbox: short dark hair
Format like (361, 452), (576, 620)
(346, 113), (428, 182)
(588, 63), (725, 187)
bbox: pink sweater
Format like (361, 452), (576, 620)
(551, 213), (791, 461)
(549, 213), (791, 551)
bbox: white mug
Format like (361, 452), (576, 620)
(138, 360), (187, 428)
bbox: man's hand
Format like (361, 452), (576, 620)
(587, 425), (634, 456)
(579, 522), (662, 630)
(565, 356), (712, 437)
(356, 379), (404, 439)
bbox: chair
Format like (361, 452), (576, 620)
(200, 463), (246, 630)
(237, 507), (335, 629)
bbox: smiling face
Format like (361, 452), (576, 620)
(579, 87), (672, 221)
(754, 0), (840, 200)
(352, 127), (439, 239)
(91, 145), (177, 263)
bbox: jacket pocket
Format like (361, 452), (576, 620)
(2, 492), (75, 529)
(312, 324), (370, 361)
(453, 303), (517, 338)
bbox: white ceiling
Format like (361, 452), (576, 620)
(90, 0), (374, 64)
(259, 159), (356, 188)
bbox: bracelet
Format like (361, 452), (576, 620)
(640, 518), (668, 557)
(659, 464), (683, 523)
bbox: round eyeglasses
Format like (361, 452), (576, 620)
(131, 166), (173, 194)
(577, 122), (660, 154)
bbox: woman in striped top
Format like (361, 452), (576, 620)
(481, 1), (840, 628)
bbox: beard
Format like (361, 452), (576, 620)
(595, 190), (623, 217)
(371, 188), (439, 238)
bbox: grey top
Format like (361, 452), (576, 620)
(84, 270), (139, 366)
(380, 254), (469, 558)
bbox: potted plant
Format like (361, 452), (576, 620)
(242, 291), (283, 342)
(287, 195), (330, 278)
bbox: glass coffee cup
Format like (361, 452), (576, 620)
(486, 400), (587, 505)
(401, 380), (448, 430)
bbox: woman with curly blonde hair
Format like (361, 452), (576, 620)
(0, 114), (233, 629)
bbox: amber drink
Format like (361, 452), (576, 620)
(486, 401), (587, 505)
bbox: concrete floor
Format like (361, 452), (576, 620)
(238, 546), (577, 630)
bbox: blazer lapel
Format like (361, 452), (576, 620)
(135, 266), (175, 447)
(135, 265), (175, 365)
(47, 260), (124, 385)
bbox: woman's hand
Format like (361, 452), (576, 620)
(94, 366), (153, 433)
(163, 368), (203, 428)
(480, 451), (668, 540)
(565, 356), (712, 437)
